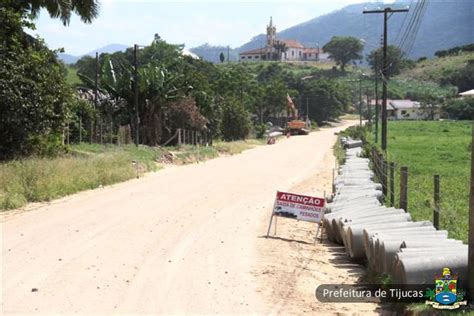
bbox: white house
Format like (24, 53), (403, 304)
(239, 17), (328, 62)
(387, 100), (441, 120)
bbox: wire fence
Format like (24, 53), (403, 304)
(63, 113), (211, 148)
(368, 145), (470, 242)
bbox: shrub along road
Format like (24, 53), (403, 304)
(1, 120), (379, 314)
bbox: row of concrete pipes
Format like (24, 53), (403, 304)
(323, 137), (468, 287)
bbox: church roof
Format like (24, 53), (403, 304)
(303, 48), (321, 54)
(279, 39), (305, 49)
(239, 47), (267, 55)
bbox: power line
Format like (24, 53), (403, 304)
(363, 7), (409, 152)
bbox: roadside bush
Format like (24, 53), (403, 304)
(254, 123), (267, 139)
(220, 101), (251, 141)
(443, 98), (474, 120)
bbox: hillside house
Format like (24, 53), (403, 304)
(370, 99), (441, 120)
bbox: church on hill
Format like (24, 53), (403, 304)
(239, 17), (327, 62)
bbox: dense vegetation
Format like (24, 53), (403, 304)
(0, 2), (73, 159)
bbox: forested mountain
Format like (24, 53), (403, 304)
(192, 0), (473, 62)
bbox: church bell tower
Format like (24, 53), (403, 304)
(266, 17), (276, 58)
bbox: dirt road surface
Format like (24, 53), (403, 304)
(2, 121), (381, 315)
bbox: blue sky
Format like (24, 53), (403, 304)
(30, 0), (391, 56)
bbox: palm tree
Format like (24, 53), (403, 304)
(27, 0), (100, 25)
(273, 41), (288, 61)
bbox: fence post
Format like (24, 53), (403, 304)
(400, 167), (408, 212)
(433, 175), (440, 230)
(177, 129), (182, 146)
(100, 119), (103, 145)
(382, 158), (388, 198)
(332, 168), (335, 194)
(66, 121), (70, 145)
(389, 162), (395, 207)
(79, 117), (82, 143)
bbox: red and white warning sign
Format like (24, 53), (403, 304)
(272, 191), (325, 223)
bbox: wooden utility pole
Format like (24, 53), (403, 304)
(359, 77), (362, 126)
(363, 7), (408, 151)
(374, 59), (379, 143)
(133, 44), (139, 146)
(366, 88), (371, 124)
(469, 123), (474, 304)
(433, 175), (440, 230)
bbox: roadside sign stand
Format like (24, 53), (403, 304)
(266, 191), (325, 242)
(266, 200), (277, 238)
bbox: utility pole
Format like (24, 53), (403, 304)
(306, 97), (309, 121)
(133, 44), (139, 146)
(469, 123), (474, 304)
(92, 52), (99, 144)
(374, 58), (379, 143)
(359, 77), (362, 126)
(366, 88), (371, 124)
(363, 7), (408, 151)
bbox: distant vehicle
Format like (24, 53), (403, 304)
(286, 94), (309, 135)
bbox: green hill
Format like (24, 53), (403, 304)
(193, 0), (473, 63)
(398, 52), (474, 83)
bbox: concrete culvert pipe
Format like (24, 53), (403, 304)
(400, 239), (464, 248)
(324, 205), (383, 242)
(389, 246), (468, 277)
(393, 252), (468, 287)
(375, 232), (450, 273)
(347, 224), (436, 260)
(324, 205), (384, 242)
(335, 213), (412, 246)
(378, 238), (459, 274)
(369, 233), (449, 269)
(360, 221), (433, 260)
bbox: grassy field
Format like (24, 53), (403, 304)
(367, 121), (471, 243)
(0, 139), (266, 210)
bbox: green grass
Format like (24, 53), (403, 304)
(0, 139), (267, 210)
(0, 144), (162, 210)
(367, 121), (472, 242)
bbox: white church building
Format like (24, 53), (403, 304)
(239, 17), (328, 62)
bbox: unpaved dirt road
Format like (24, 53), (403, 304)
(2, 121), (381, 315)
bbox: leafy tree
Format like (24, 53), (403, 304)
(0, 4), (73, 159)
(301, 79), (350, 124)
(322, 36), (363, 71)
(443, 98), (474, 120)
(441, 59), (474, 92)
(219, 52), (225, 63)
(25, 0), (100, 25)
(367, 45), (406, 78)
(220, 100), (251, 141)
